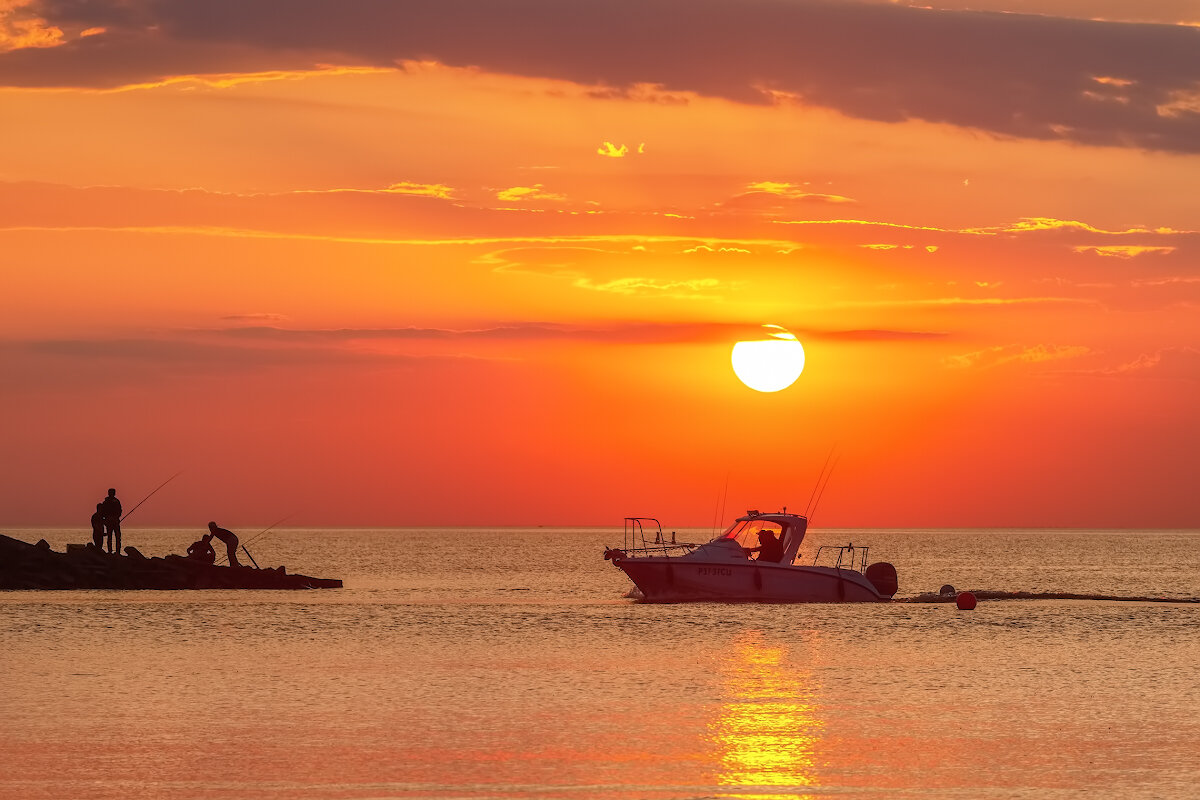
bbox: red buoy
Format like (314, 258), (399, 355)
(956, 591), (977, 610)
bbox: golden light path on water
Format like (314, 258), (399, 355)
(709, 630), (825, 798)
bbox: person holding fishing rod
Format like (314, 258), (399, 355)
(212, 515), (289, 569)
(91, 473), (181, 556)
(207, 521), (242, 567)
(99, 489), (122, 554)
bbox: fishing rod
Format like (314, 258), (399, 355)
(214, 513), (292, 567)
(120, 471), (183, 523)
(807, 454), (840, 524)
(712, 473), (730, 536)
(804, 446), (838, 518)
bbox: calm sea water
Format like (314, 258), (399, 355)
(2, 527), (1199, 800)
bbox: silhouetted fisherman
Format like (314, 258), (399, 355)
(186, 533), (216, 565)
(90, 503), (105, 550)
(745, 530), (784, 563)
(100, 488), (122, 554)
(207, 522), (241, 567)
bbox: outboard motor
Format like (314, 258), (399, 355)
(865, 562), (898, 598)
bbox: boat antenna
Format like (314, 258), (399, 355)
(805, 446), (837, 517)
(215, 513), (292, 566)
(808, 454), (840, 524)
(120, 471), (183, 523)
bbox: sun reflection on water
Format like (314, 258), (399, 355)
(709, 630), (825, 799)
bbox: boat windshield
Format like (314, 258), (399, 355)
(715, 519), (785, 551)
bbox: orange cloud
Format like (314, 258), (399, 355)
(1106, 347), (1200, 379)
(573, 276), (726, 298)
(681, 244), (751, 254)
(743, 181), (855, 204)
(0, 0), (61, 51)
(943, 343), (1091, 370)
(970, 217), (1192, 236)
(383, 181), (456, 199)
(1072, 245), (1176, 258)
(495, 184), (567, 202)
(596, 141), (628, 158)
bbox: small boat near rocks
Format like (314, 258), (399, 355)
(0, 533), (342, 590)
(604, 509), (897, 603)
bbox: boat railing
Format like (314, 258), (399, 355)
(620, 517), (699, 558)
(812, 544), (869, 573)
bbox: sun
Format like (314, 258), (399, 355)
(731, 324), (806, 392)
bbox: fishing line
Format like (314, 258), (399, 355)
(120, 471), (183, 523)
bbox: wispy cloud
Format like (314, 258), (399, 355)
(572, 276), (727, 299)
(969, 217), (1194, 236)
(208, 321), (947, 345)
(1072, 244), (1177, 258)
(1088, 347), (1200, 380)
(220, 312), (292, 322)
(495, 184), (567, 203)
(944, 343), (1092, 370)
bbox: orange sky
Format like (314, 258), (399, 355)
(2, 0), (1198, 527)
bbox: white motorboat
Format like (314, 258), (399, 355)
(603, 510), (898, 603)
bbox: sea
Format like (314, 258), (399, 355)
(2, 527), (1199, 800)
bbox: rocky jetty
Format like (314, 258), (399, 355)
(0, 533), (342, 590)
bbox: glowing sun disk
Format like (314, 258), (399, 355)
(731, 325), (805, 392)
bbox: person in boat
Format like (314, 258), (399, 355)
(100, 488), (122, 554)
(186, 533), (216, 565)
(744, 530), (784, 563)
(207, 521), (241, 567)
(90, 503), (106, 550)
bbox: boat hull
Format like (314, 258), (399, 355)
(614, 557), (887, 603)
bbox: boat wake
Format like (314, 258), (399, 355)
(900, 590), (1200, 604)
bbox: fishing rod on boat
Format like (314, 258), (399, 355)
(120, 471), (183, 523)
(804, 447), (837, 519)
(712, 473), (730, 536)
(214, 513), (292, 568)
(807, 453), (840, 524)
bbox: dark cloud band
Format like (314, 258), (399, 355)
(4, 0), (1200, 152)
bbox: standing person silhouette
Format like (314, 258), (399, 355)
(100, 489), (122, 554)
(207, 522), (241, 567)
(90, 503), (106, 550)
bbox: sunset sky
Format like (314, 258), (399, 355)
(2, 0), (1198, 528)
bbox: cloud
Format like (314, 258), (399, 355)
(381, 181), (456, 199)
(572, 276), (726, 298)
(1072, 244), (1177, 258)
(1097, 347), (1200, 380)
(1131, 275), (1200, 288)
(4, 1), (1200, 152)
(719, 181), (857, 212)
(596, 142), (628, 158)
(220, 312), (292, 322)
(495, 184), (567, 203)
(6, 336), (394, 372)
(209, 321), (947, 345)
(972, 217), (1194, 236)
(681, 244), (751, 254)
(944, 343), (1092, 370)
(0, 321), (952, 391)
(0, 1), (62, 51)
